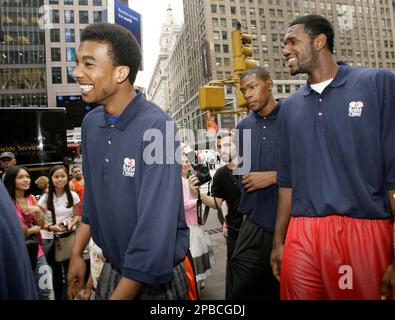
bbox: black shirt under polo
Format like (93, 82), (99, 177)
(211, 165), (242, 230)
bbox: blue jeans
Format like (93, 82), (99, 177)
(34, 255), (52, 300)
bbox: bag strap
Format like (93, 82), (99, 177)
(213, 196), (226, 226)
(197, 181), (211, 226)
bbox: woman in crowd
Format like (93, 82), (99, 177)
(38, 165), (80, 300)
(181, 153), (213, 293)
(4, 166), (52, 300)
(35, 175), (49, 200)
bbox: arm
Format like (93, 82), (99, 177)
(242, 171), (277, 192)
(67, 222), (91, 299)
(188, 175), (224, 209)
(270, 187), (292, 282)
(110, 278), (144, 300)
(68, 204), (81, 230)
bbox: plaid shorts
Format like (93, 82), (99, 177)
(95, 261), (188, 300)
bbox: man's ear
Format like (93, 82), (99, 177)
(266, 79), (273, 91)
(115, 66), (130, 84)
(314, 34), (327, 52)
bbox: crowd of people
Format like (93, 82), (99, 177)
(0, 14), (394, 300)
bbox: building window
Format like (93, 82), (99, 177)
(51, 48), (61, 61)
(79, 11), (89, 24)
(211, 5), (217, 13)
(51, 10), (60, 24)
(93, 11), (102, 23)
(64, 10), (74, 24)
(93, 0), (102, 5)
(231, 6), (236, 14)
(67, 67), (76, 84)
(219, 5), (226, 14)
(222, 31), (227, 40)
(50, 29), (60, 42)
(277, 85), (283, 93)
(52, 67), (62, 84)
(214, 44), (221, 53)
(65, 29), (75, 42)
(66, 48), (76, 62)
(213, 31), (220, 40)
(223, 44), (229, 53)
(64, 0), (74, 4)
(49, 0), (59, 4)
(79, 0), (88, 5)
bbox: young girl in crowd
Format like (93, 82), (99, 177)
(4, 166), (52, 300)
(181, 154), (213, 293)
(38, 165), (80, 300)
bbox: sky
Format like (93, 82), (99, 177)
(128, 0), (184, 89)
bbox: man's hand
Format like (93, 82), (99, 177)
(270, 243), (284, 282)
(188, 176), (200, 198)
(242, 171), (277, 192)
(67, 253), (87, 300)
(381, 261), (395, 300)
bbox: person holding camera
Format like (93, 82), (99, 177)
(188, 131), (242, 299)
(181, 153), (213, 293)
(229, 66), (281, 300)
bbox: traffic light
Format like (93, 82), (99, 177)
(232, 22), (257, 75)
(199, 86), (225, 111)
(235, 84), (247, 108)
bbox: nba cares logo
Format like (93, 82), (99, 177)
(123, 158), (136, 177)
(348, 101), (364, 117)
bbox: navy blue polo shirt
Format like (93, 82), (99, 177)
(278, 64), (395, 219)
(236, 103), (281, 232)
(81, 91), (189, 285)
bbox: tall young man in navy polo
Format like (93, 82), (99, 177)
(230, 66), (280, 300)
(271, 14), (395, 299)
(67, 23), (189, 300)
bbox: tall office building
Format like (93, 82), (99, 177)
(43, 0), (106, 109)
(152, 0), (395, 136)
(0, 0), (47, 107)
(147, 5), (182, 111)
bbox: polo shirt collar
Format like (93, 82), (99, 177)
(301, 62), (350, 96)
(252, 101), (281, 121)
(98, 90), (144, 130)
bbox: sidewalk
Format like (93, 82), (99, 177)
(199, 206), (227, 300)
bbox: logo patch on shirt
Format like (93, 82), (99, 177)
(123, 158), (135, 177)
(348, 101), (364, 117)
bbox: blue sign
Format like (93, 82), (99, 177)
(114, 0), (142, 49)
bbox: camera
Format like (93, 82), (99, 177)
(183, 145), (212, 186)
(192, 163), (212, 186)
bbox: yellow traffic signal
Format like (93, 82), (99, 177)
(232, 23), (257, 75)
(199, 86), (225, 111)
(235, 84), (247, 108)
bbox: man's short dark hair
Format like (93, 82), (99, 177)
(240, 66), (271, 82)
(289, 14), (335, 54)
(81, 23), (141, 85)
(71, 165), (80, 172)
